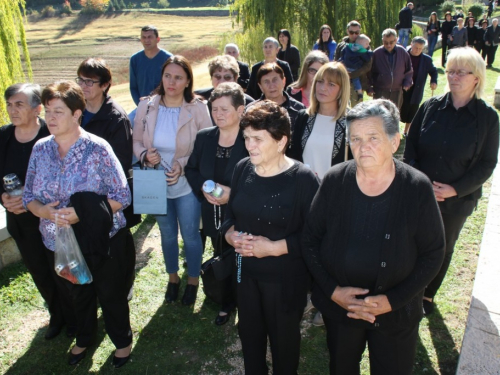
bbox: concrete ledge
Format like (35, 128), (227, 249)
(494, 77), (500, 110)
(457, 155), (500, 373)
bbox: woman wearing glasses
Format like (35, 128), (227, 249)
(133, 56), (212, 305)
(287, 51), (329, 108)
(404, 47), (499, 315)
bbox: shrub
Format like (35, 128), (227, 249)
(60, 0), (73, 15)
(155, 0), (170, 8)
(468, 2), (486, 21)
(41, 5), (56, 18)
(80, 0), (109, 14)
(140, 1), (150, 8)
(440, 0), (456, 17)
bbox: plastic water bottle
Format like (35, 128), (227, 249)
(3, 174), (23, 196)
(69, 261), (91, 284)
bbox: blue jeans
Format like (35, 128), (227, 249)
(398, 28), (411, 48)
(427, 33), (438, 57)
(350, 77), (362, 92)
(155, 191), (202, 278)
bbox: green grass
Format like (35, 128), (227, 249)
(1, 46), (499, 374)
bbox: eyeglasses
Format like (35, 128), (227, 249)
(307, 67), (318, 75)
(445, 70), (474, 77)
(75, 77), (100, 87)
(348, 30), (360, 35)
(213, 74), (234, 81)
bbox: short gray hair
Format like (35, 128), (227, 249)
(412, 36), (427, 46)
(346, 99), (400, 139)
(4, 83), (42, 108)
(224, 43), (240, 54)
(382, 28), (397, 39)
(263, 37), (279, 48)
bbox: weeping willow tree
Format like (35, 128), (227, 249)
(229, 0), (403, 64)
(0, 0), (32, 125)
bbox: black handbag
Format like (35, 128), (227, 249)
(200, 231), (235, 305)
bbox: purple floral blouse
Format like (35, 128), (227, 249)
(23, 130), (131, 251)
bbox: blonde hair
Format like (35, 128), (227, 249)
(307, 62), (350, 121)
(356, 34), (371, 44)
(289, 50), (329, 90)
(445, 47), (485, 99)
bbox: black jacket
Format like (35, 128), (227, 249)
(237, 60), (251, 90)
(302, 160), (445, 328)
(399, 6), (413, 28)
(287, 109), (352, 166)
(441, 20), (457, 38)
(247, 59), (294, 100)
(184, 126), (248, 238)
(484, 24), (500, 44)
(404, 94), (499, 205)
(278, 45), (301, 81)
(82, 96), (132, 176)
(405, 48), (438, 105)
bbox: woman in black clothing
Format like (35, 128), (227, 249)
(277, 29), (301, 81)
(1, 83), (76, 340)
(222, 100), (319, 374)
(476, 19), (489, 59)
(76, 58), (137, 298)
(441, 12), (457, 67)
(404, 47), (499, 315)
(185, 82), (248, 326)
(287, 62), (352, 180)
(466, 17), (478, 49)
(303, 99), (445, 375)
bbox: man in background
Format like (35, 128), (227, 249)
(398, 2), (414, 47)
(224, 43), (250, 90)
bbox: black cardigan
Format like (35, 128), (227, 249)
(221, 158), (320, 309)
(404, 94), (499, 205)
(287, 109), (353, 166)
(82, 96), (132, 176)
(302, 160), (445, 328)
(278, 45), (301, 81)
(184, 126), (248, 238)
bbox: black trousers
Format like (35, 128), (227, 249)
(66, 228), (135, 349)
(374, 89), (403, 110)
(425, 213), (468, 299)
(475, 43), (488, 60)
(487, 45), (498, 66)
(7, 211), (76, 328)
(237, 274), (308, 375)
(441, 38), (450, 66)
(323, 316), (419, 375)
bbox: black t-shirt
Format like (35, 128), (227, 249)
(344, 180), (394, 290)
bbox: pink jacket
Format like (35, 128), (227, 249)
(133, 95), (211, 174)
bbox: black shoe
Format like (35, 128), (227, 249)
(215, 311), (231, 326)
(181, 284), (199, 305)
(68, 348), (86, 365)
(165, 282), (179, 303)
(66, 326), (77, 338)
(45, 325), (63, 340)
(112, 354), (130, 368)
(423, 299), (434, 315)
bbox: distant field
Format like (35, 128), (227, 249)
(25, 12), (237, 112)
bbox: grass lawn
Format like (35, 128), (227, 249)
(1, 46), (499, 374)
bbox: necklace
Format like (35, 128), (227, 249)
(214, 204), (221, 230)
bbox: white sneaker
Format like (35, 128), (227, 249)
(304, 293), (314, 314)
(312, 311), (324, 326)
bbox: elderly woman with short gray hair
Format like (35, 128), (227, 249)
(302, 99), (445, 374)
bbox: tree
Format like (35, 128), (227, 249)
(230, 0), (402, 64)
(0, 0), (32, 125)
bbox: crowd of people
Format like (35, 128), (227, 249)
(2, 4), (500, 373)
